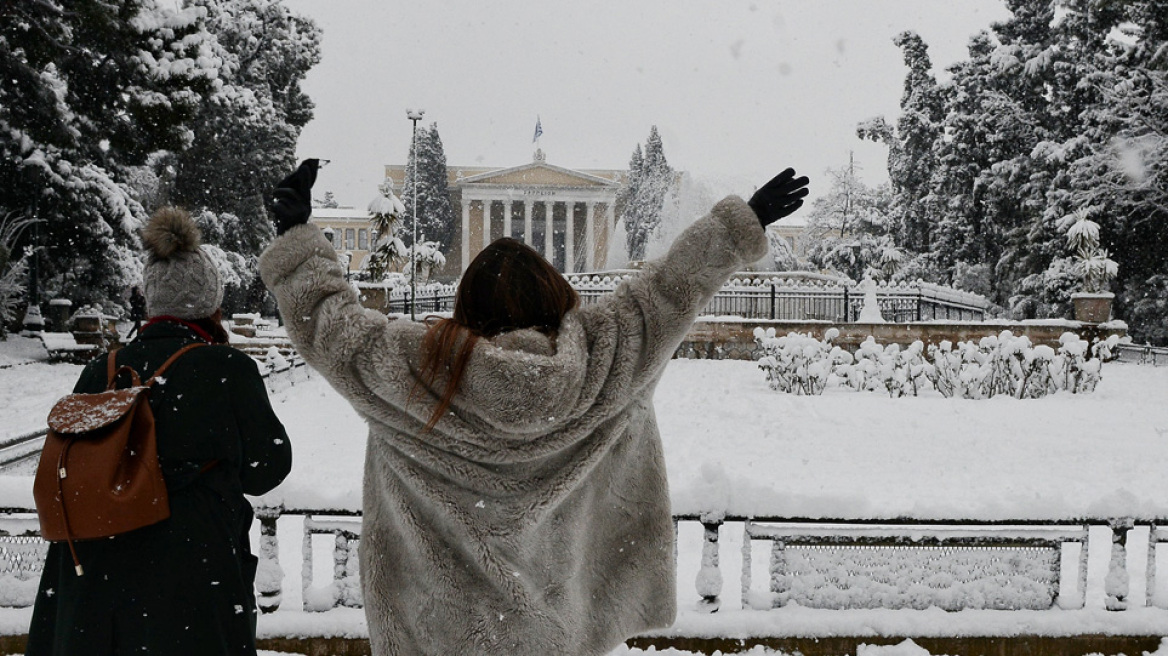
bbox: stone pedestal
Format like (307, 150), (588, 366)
(47, 298), (72, 331)
(20, 305), (43, 334)
(1072, 292), (1114, 323)
(231, 314), (258, 338)
(71, 308), (106, 347)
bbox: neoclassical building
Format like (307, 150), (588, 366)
(309, 206), (375, 273)
(385, 150), (624, 277)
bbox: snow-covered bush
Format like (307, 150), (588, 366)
(754, 327), (843, 395)
(0, 214), (39, 339)
(0, 250), (29, 339)
(1051, 332), (1118, 394)
(756, 329), (1111, 398)
(265, 346), (290, 373)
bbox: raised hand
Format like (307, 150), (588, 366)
(266, 159), (321, 235)
(748, 168), (810, 228)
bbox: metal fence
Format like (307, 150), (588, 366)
(387, 275), (992, 322)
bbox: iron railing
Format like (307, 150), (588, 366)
(386, 275), (991, 322)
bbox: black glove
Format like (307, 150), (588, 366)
(266, 159), (320, 235)
(748, 168), (810, 228)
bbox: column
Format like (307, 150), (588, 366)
(604, 202), (615, 269)
(543, 200), (554, 261)
(461, 199), (471, 272)
(524, 200), (534, 247)
(585, 201), (596, 271)
(481, 200), (491, 249)
(565, 200), (575, 273)
(504, 200), (513, 240)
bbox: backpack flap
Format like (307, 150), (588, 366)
(46, 388), (148, 436)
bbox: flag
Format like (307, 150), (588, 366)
(533, 116), (543, 143)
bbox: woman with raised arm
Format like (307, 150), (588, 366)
(260, 160), (807, 656)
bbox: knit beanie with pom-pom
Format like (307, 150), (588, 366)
(140, 207), (224, 320)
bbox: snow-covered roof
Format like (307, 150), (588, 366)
(458, 161), (619, 187)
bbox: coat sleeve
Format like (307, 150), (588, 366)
(575, 195), (768, 403)
(259, 223), (418, 416)
(228, 356), (293, 496)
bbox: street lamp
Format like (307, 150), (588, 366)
(405, 108), (425, 320)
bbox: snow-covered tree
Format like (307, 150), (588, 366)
(168, 0), (321, 312)
(0, 0), (225, 306)
(401, 123), (455, 252)
(766, 230), (799, 272)
(621, 126), (675, 261)
(804, 159), (900, 282)
(858, 31), (945, 256)
(869, 0), (1168, 341)
(407, 241), (447, 283)
(364, 182), (408, 281)
(0, 0), (320, 315)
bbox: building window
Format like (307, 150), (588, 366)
(358, 229), (368, 250)
(345, 228), (356, 249)
(331, 228), (341, 248)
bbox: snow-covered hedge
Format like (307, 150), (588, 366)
(754, 328), (1119, 398)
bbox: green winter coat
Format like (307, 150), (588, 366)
(26, 321), (292, 656)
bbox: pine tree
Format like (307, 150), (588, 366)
(401, 123), (454, 253)
(421, 124), (454, 251)
(858, 31), (945, 257)
(869, 0), (1168, 341)
(1053, 0), (1168, 342)
(168, 0), (321, 312)
(622, 127), (674, 261)
(0, 0), (223, 307)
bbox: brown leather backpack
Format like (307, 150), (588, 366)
(33, 343), (205, 575)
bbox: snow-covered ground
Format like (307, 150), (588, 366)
(6, 342), (1168, 522)
(240, 358), (1168, 522)
(4, 343), (1168, 654)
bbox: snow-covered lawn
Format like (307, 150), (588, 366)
(246, 358), (1168, 522)
(6, 349), (1167, 522)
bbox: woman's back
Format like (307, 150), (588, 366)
(262, 193), (770, 655)
(26, 321), (292, 656)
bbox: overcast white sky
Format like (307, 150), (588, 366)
(281, 0), (1013, 209)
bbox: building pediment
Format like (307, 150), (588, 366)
(459, 162), (618, 188)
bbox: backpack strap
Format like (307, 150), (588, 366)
(106, 350), (117, 385)
(146, 342), (208, 386)
(105, 351), (144, 390)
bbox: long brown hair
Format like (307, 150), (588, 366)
(418, 238), (578, 430)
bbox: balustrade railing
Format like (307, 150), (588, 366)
(6, 508), (1157, 615)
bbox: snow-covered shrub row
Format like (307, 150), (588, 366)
(754, 328), (1119, 398)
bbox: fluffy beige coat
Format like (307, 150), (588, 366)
(259, 195), (767, 655)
